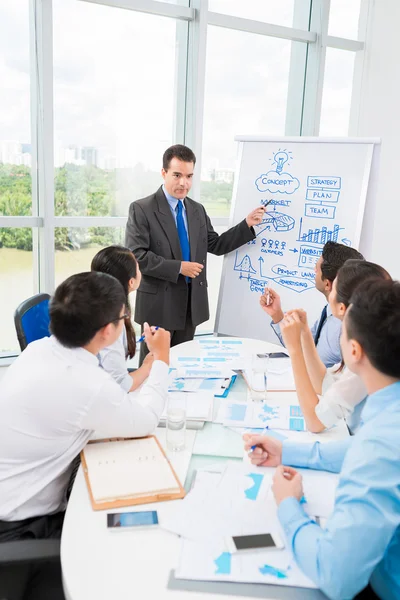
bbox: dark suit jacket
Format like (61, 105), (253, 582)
(125, 186), (256, 330)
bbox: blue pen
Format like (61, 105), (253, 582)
(137, 326), (159, 343)
(250, 426), (269, 452)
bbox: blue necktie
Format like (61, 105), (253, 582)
(176, 201), (190, 281)
(314, 304), (328, 345)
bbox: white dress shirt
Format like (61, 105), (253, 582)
(98, 327), (133, 392)
(0, 336), (168, 521)
(315, 364), (367, 433)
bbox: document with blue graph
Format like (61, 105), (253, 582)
(218, 401), (305, 431)
(170, 462), (317, 589)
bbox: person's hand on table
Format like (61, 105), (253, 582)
(272, 466), (304, 505)
(243, 434), (282, 467)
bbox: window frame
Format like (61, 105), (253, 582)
(0, 0), (369, 360)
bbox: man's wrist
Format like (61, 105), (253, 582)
(271, 310), (284, 324)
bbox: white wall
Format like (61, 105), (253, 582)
(355, 0), (400, 278)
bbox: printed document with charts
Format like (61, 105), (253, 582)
(164, 462), (338, 589)
(81, 436), (184, 509)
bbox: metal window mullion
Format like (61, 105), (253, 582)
(0, 217), (43, 228)
(32, 0), (55, 294)
(185, 0), (208, 202)
(349, 0), (373, 136)
(300, 0), (331, 136)
(173, 20), (190, 144)
(207, 12), (316, 43)
(54, 216), (128, 227)
(285, 0), (312, 135)
(79, 0), (194, 21)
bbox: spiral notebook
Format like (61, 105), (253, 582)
(81, 435), (185, 511)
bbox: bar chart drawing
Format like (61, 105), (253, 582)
(297, 218), (344, 245)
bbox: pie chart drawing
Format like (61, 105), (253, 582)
(255, 211), (296, 236)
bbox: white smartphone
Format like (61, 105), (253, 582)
(225, 533), (284, 553)
(107, 510), (158, 529)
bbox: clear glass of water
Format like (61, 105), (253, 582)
(166, 394), (187, 452)
(249, 354), (269, 402)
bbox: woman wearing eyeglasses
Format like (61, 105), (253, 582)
(91, 245), (156, 391)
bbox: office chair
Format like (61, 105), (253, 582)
(14, 293), (51, 352)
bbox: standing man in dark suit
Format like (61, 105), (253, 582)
(125, 144), (265, 364)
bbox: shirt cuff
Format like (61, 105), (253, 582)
(179, 262), (182, 274)
(148, 359), (169, 381)
(282, 441), (314, 468)
(315, 399), (341, 429)
(278, 497), (312, 544)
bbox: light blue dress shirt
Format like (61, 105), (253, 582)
(278, 382), (400, 600)
(162, 184), (188, 234)
(270, 303), (342, 368)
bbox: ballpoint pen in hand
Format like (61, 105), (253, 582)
(137, 326), (159, 343)
(250, 426), (270, 452)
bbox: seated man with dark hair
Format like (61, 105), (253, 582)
(0, 271), (170, 599)
(261, 241), (364, 367)
(245, 278), (400, 600)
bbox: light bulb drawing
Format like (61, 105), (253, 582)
(274, 151), (289, 174)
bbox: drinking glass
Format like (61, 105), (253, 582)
(166, 394), (187, 452)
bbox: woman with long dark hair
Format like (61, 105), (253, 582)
(268, 259), (391, 433)
(91, 245), (154, 391)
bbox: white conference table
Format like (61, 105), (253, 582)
(61, 338), (348, 600)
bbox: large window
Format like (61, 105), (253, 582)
(208, 0), (296, 27)
(0, 0), (364, 358)
(53, 0), (180, 219)
(0, 1), (33, 353)
(201, 27), (303, 216)
(319, 48), (356, 137)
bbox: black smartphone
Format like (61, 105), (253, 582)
(256, 352), (289, 359)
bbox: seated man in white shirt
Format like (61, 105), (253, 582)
(0, 271), (170, 600)
(261, 241), (364, 368)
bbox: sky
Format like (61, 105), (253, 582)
(0, 0), (361, 173)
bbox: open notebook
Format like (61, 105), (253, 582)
(81, 436), (185, 511)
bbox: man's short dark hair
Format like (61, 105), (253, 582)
(163, 145), (196, 170)
(50, 272), (126, 348)
(346, 279), (400, 378)
(321, 241), (364, 282)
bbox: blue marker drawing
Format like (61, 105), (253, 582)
(306, 189), (340, 203)
(214, 552), (232, 575)
(244, 473), (264, 501)
(298, 245), (322, 270)
(254, 211), (295, 236)
(259, 564), (289, 579)
(255, 150), (300, 195)
(305, 203), (337, 219)
(290, 405), (303, 417)
(226, 404), (247, 421)
(234, 251), (256, 275)
(341, 238), (352, 246)
(307, 176), (341, 189)
(297, 218), (344, 245)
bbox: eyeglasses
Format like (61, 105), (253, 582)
(100, 313), (129, 328)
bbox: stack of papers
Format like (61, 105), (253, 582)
(168, 369), (236, 398)
(172, 338), (248, 370)
(243, 357), (296, 391)
(162, 392), (214, 422)
(162, 462), (337, 588)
